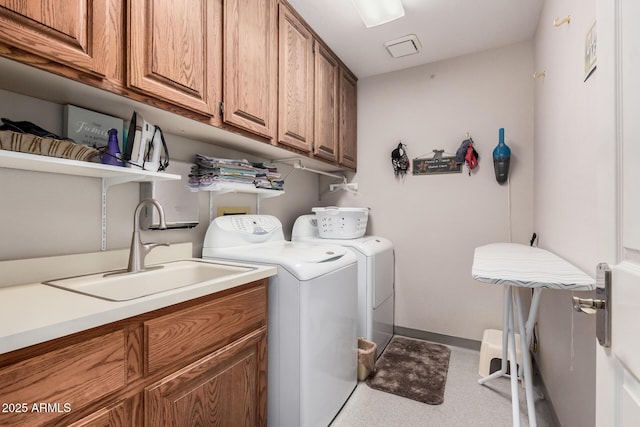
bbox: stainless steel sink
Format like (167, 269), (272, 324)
(43, 260), (255, 301)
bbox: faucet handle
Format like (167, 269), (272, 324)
(144, 242), (170, 252)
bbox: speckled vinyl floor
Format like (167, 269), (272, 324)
(330, 343), (556, 427)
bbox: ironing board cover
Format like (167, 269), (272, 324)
(472, 243), (595, 291)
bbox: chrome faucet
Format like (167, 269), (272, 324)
(127, 199), (169, 273)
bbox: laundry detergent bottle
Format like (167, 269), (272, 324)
(102, 128), (124, 166)
(492, 128), (511, 184)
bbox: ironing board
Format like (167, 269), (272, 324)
(472, 243), (595, 427)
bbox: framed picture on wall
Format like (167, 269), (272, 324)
(412, 151), (461, 175)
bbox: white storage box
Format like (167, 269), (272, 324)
(312, 206), (369, 239)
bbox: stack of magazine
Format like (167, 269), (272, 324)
(188, 154), (284, 190)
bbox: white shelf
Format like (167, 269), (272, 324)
(192, 182), (284, 219)
(191, 181), (284, 198)
(0, 149), (181, 251)
(0, 149), (181, 182)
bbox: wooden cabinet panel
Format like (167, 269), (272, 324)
(0, 280), (268, 427)
(145, 327), (267, 427)
(313, 43), (339, 162)
(0, 0), (113, 77)
(278, 3), (314, 152)
(339, 68), (357, 170)
(0, 330), (126, 427)
(223, 0), (278, 139)
(145, 284), (267, 375)
(67, 399), (127, 427)
(128, 0), (220, 116)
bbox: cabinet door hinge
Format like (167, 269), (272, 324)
(312, 41), (315, 54)
(219, 101), (224, 117)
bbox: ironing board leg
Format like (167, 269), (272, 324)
(478, 286), (537, 427)
(506, 287), (521, 427)
(525, 288), (543, 348)
(478, 286), (512, 384)
(515, 288), (537, 427)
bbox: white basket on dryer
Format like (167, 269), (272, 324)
(312, 206), (369, 239)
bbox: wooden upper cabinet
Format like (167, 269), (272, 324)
(277, 4), (313, 153)
(223, 0), (278, 140)
(0, 0), (115, 77)
(313, 43), (339, 162)
(127, 0), (220, 117)
(339, 68), (357, 170)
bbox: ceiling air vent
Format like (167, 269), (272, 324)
(384, 34), (422, 58)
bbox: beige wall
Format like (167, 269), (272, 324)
(0, 89), (320, 261)
(533, 0), (598, 426)
(324, 41), (535, 342)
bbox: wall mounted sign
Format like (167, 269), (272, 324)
(413, 150), (462, 175)
(63, 104), (123, 150)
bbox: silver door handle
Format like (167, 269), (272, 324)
(572, 297), (605, 314)
(571, 263), (611, 347)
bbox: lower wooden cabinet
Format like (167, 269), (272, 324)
(0, 330), (126, 427)
(145, 327), (267, 427)
(0, 280), (267, 427)
(67, 397), (135, 427)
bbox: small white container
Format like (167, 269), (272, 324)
(312, 206), (369, 239)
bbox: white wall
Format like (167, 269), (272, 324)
(324, 41), (535, 342)
(533, 0), (598, 426)
(0, 89), (320, 260)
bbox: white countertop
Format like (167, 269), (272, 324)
(472, 243), (595, 291)
(0, 245), (276, 355)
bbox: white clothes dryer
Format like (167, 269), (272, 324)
(202, 215), (357, 427)
(292, 214), (395, 358)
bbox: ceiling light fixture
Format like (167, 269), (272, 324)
(351, 0), (405, 28)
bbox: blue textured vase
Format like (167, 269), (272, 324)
(492, 128), (511, 184)
(102, 128), (123, 166)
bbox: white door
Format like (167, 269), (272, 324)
(596, 0), (640, 425)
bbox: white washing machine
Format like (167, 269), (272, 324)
(292, 214), (395, 358)
(202, 215), (357, 427)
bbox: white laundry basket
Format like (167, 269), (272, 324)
(312, 207), (369, 239)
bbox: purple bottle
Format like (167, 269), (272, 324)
(102, 128), (123, 166)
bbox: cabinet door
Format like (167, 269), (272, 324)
(277, 4), (313, 152)
(0, 330), (126, 427)
(67, 398), (131, 427)
(145, 284), (267, 375)
(128, 0), (219, 116)
(339, 68), (357, 170)
(223, 0), (278, 139)
(0, 0), (112, 77)
(145, 327), (267, 427)
(313, 43), (339, 162)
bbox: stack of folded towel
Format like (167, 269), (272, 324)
(252, 162), (284, 190)
(0, 130), (101, 162)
